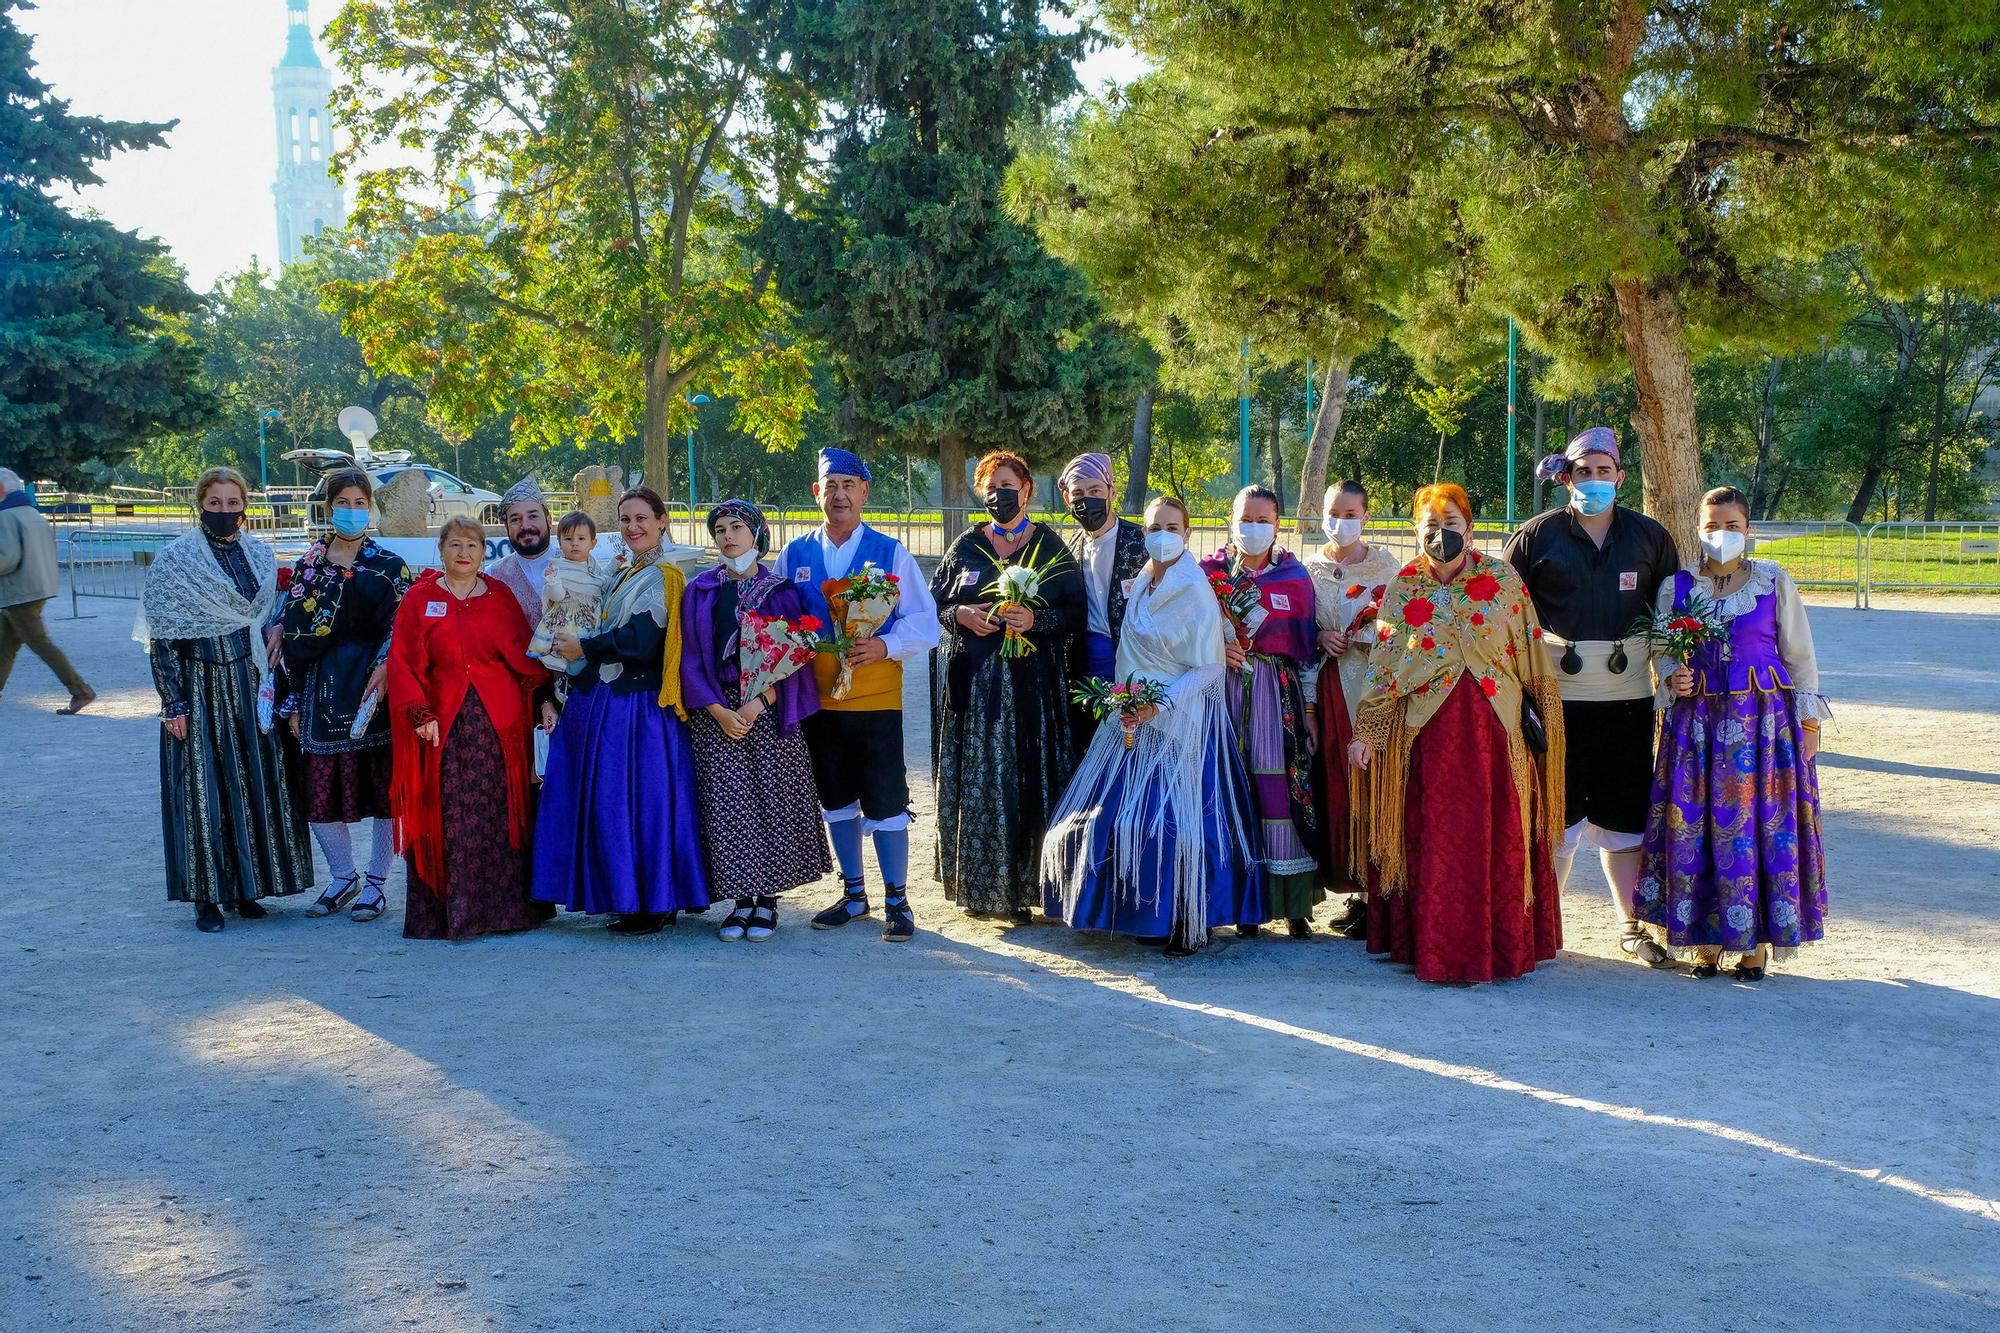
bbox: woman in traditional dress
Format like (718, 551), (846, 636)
(139, 466), (313, 931)
(1201, 485), (1317, 939)
(1303, 479), (1404, 939)
(1635, 486), (1829, 981)
(681, 499), (831, 941)
(1042, 495), (1265, 955)
(931, 451), (1084, 922)
(283, 468), (412, 924)
(384, 517), (551, 940)
(1348, 484), (1566, 984)
(533, 487), (710, 933)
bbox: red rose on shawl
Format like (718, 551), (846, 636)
(1531, 626), (1544, 640)
(1420, 635), (1436, 652)
(1470, 612), (1485, 627)
(1465, 571), (1501, 602)
(1479, 675), (1499, 698)
(1399, 561), (1421, 578)
(1403, 596), (1436, 628)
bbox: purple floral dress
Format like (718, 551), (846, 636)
(1635, 562), (1829, 956)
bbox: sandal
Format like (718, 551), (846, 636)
(881, 890), (915, 943)
(811, 884), (871, 930)
(349, 873), (388, 923)
(718, 903), (753, 942)
(746, 899), (777, 943)
(307, 873), (361, 918)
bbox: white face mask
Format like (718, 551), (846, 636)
(1144, 530), (1185, 565)
(1233, 521), (1276, 556)
(1325, 516), (1363, 546)
(723, 549), (760, 575)
(1699, 529), (1746, 565)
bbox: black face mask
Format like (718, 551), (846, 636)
(985, 487), (1022, 526)
(200, 509), (243, 540)
(1068, 496), (1109, 531)
(1421, 527), (1464, 563)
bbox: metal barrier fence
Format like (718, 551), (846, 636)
(58, 529), (168, 616)
(1861, 521), (2000, 607)
(1734, 521), (1867, 609)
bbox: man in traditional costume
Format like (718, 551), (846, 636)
(1058, 451), (1148, 748)
(778, 448), (940, 942)
(1503, 428), (1680, 969)
(486, 476), (555, 626)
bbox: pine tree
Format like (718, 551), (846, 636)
(757, 0), (1144, 514)
(0, 0), (214, 484)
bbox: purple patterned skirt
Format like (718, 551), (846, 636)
(1635, 686), (1827, 953)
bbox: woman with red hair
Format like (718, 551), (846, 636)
(1346, 484), (1568, 983)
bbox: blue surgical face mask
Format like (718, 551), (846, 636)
(1570, 480), (1617, 516)
(330, 507), (371, 539)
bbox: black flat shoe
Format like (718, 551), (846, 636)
(608, 912), (667, 935)
(1730, 962), (1766, 982)
(1010, 908), (1034, 925)
(231, 898), (268, 919)
(1689, 960), (1721, 979)
(1237, 923), (1261, 939)
(195, 904), (225, 933)
(1162, 927), (1200, 957)
(1286, 917), (1312, 940)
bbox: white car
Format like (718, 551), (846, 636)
(281, 449), (505, 527)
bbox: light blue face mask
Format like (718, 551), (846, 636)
(330, 507), (371, 539)
(1570, 480), (1617, 516)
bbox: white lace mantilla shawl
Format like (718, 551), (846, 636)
(133, 529), (280, 688)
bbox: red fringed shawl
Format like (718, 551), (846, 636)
(384, 571), (546, 893)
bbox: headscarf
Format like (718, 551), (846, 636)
(1535, 427), (1621, 483)
(706, 498), (769, 554)
(1059, 452), (1113, 491)
(817, 448), (872, 482)
(501, 475), (547, 514)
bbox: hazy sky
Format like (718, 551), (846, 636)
(19, 1), (1145, 294)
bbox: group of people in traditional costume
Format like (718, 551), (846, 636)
(139, 426), (1829, 984)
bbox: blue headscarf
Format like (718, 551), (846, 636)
(706, 498), (769, 554)
(817, 447), (872, 483)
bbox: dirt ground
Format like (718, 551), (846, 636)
(2, 586), (1995, 1333)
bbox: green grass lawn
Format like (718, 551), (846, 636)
(1759, 526), (2000, 592)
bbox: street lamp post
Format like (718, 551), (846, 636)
(257, 408), (281, 491)
(686, 393), (711, 538)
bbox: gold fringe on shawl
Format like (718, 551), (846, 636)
(655, 562), (688, 719)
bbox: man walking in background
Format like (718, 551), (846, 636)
(0, 468), (95, 713)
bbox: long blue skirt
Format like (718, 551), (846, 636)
(1042, 730), (1265, 938)
(532, 683), (711, 915)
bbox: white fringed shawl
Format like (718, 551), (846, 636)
(133, 529), (279, 690)
(1042, 551), (1251, 946)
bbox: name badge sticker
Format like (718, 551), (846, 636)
(959, 569), (981, 588)
(1618, 571), (1639, 592)
(1120, 577), (1137, 598)
(1269, 592), (1292, 612)
(425, 601), (449, 618)
(793, 567), (811, 584)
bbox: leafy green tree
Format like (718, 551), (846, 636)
(755, 0), (1144, 516)
(324, 0), (819, 505)
(1097, 0), (2000, 552)
(0, 0), (215, 484)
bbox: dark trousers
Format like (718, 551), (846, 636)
(0, 599), (91, 697)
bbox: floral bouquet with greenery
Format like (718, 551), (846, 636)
(815, 561), (901, 700)
(1628, 591), (1729, 667)
(1072, 675), (1172, 750)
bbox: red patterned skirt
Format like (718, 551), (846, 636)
(305, 744), (393, 824)
(403, 689), (553, 941)
(1366, 677), (1561, 983)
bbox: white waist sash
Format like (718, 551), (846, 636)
(1544, 633), (1655, 703)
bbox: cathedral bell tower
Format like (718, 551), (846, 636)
(271, 0), (344, 265)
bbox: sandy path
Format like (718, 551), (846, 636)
(1, 587), (1995, 1332)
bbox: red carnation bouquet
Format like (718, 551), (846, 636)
(1339, 581), (1389, 639)
(739, 609), (823, 703)
(1072, 675), (1172, 750)
(1208, 567), (1264, 648)
(1628, 592), (1728, 667)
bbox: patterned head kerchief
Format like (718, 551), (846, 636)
(500, 475), (548, 515)
(817, 448), (872, 483)
(1535, 427), (1621, 483)
(707, 498), (769, 554)
(1059, 452), (1113, 491)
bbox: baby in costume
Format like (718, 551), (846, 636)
(529, 511), (605, 675)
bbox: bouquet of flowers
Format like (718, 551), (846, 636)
(1072, 675), (1172, 750)
(1627, 592), (1729, 667)
(979, 549), (1066, 659)
(1208, 567), (1265, 648)
(815, 561), (902, 700)
(739, 609), (824, 704)
(1340, 581), (1389, 640)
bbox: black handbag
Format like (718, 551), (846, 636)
(1520, 695), (1549, 757)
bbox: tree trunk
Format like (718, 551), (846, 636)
(641, 363), (677, 535)
(1750, 356), (1783, 519)
(1846, 461), (1885, 525)
(1264, 404), (1284, 511)
(1295, 354), (1352, 539)
(1610, 278), (1705, 561)
(937, 430), (971, 535)
(1124, 385), (1155, 517)
(1923, 300), (1955, 522)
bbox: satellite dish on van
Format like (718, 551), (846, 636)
(337, 406), (379, 458)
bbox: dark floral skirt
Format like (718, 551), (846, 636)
(687, 687), (831, 900)
(403, 689), (552, 941)
(304, 742), (393, 823)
